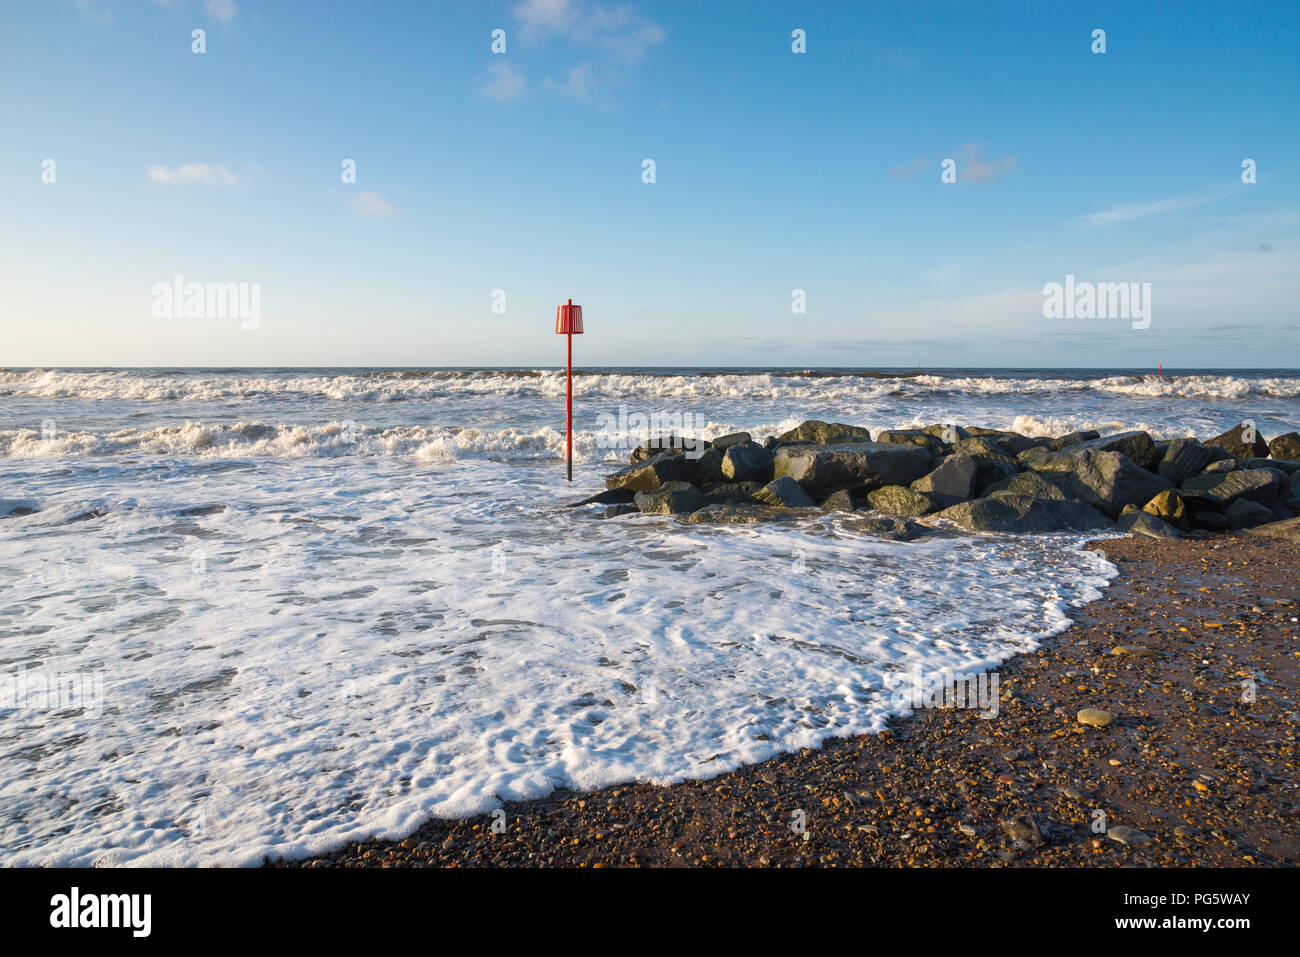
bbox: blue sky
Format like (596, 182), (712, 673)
(1, 0), (1297, 368)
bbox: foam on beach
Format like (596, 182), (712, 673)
(0, 456), (1117, 867)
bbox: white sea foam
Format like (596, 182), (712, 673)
(0, 421), (581, 461)
(0, 457), (1117, 866)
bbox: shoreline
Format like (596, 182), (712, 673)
(273, 531), (1300, 868)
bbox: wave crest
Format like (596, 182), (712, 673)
(4, 368), (1298, 403)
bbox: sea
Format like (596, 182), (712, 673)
(2, 367), (1298, 865)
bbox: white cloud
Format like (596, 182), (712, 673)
(477, 61), (528, 101)
(952, 143), (1019, 184)
(515, 0), (665, 63)
(515, 0), (569, 32)
(511, 0), (664, 102)
(1078, 186), (1235, 227)
(350, 191), (396, 218)
(206, 0), (237, 25)
(75, 0), (112, 24)
(147, 163), (239, 187)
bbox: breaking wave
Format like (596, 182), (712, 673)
(4, 368), (1299, 404)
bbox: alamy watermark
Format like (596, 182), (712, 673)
(50, 887), (150, 937)
(595, 404), (709, 459)
(151, 274), (260, 329)
(1, 669), (105, 717)
(1042, 274), (1151, 329)
(885, 666), (1000, 718)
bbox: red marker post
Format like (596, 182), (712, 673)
(555, 298), (584, 481)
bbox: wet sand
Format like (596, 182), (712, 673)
(272, 533), (1300, 868)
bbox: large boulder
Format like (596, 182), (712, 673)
(953, 436), (1019, 490)
(1206, 422), (1269, 460)
(1205, 444), (1237, 462)
(927, 423), (973, 442)
(876, 428), (949, 457)
(1143, 490), (1188, 530)
(567, 488), (636, 508)
(819, 489), (857, 512)
(966, 428), (1050, 456)
(772, 442), (933, 497)
(982, 470), (1067, 501)
(710, 431), (751, 451)
(1242, 456), (1300, 474)
(1001, 434), (1053, 456)
(909, 453), (978, 507)
(1180, 468), (1284, 507)
(866, 485), (935, 516)
(753, 476), (816, 508)
(1225, 498), (1275, 530)
(1024, 449), (1171, 518)
(606, 450), (694, 491)
(1245, 515), (1300, 543)
(1051, 430), (1100, 451)
(938, 492), (1110, 533)
(1116, 510), (1182, 539)
(1268, 431), (1300, 461)
(1187, 507), (1230, 532)
(1017, 446), (1062, 468)
(693, 446), (726, 485)
(840, 516), (929, 541)
(1066, 431), (1160, 472)
(634, 482), (704, 514)
(1287, 472), (1300, 511)
(776, 420), (872, 445)
(630, 436), (708, 464)
(721, 441), (774, 483)
(700, 481), (764, 505)
(1158, 438), (1213, 484)
(684, 504), (801, 524)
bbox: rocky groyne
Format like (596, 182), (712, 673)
(570, 421), (1300, 541)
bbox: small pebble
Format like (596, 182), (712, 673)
(1107, 826), (1152, 845)
(1077, 708), (1115, 728)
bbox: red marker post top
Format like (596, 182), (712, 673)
(555, 299), (583, 334)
